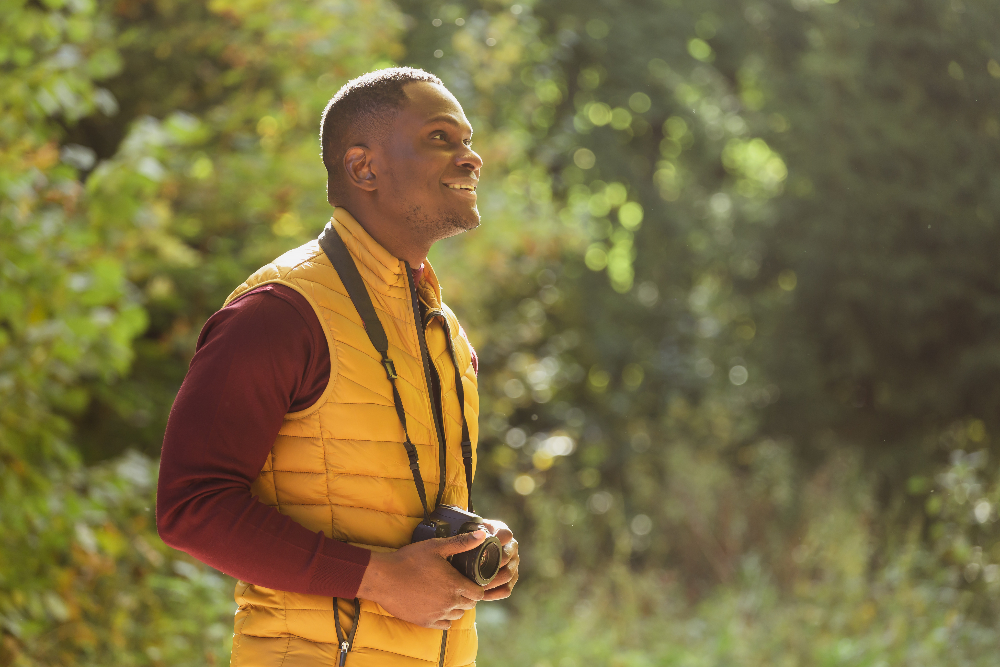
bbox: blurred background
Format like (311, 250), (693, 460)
(2, 0), (999, 664)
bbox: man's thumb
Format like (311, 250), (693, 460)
(437, 529), (487, 556)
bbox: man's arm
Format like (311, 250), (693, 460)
(156, 285), (370, 598)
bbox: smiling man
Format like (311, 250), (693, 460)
(157, 68), (519, 667)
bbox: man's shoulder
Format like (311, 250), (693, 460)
(211, 284), (319, 335)
(229, 284), (313, 316)
(225, 239), (329, 307)
(267, 239), (327, 278)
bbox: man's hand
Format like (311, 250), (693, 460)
(357, 530), (488, 629)
(480, 519), (519, 601)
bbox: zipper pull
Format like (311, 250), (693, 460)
(339, 640), (349, 666)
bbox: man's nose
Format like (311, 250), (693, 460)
(456, 146), (483, 173)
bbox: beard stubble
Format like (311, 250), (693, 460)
(405, 203), (480, 243)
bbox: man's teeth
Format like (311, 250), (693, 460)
(447, 184), (476, 191)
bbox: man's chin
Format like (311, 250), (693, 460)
(404, 204), (480, 241)
(462, 208), (481, 231)
(444, 209), (480, 236)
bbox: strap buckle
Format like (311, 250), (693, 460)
(382, 358), (397, 380)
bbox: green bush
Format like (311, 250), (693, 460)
(1, 453), (233, 666)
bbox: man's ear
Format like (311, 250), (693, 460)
(344, 145), (377, 193)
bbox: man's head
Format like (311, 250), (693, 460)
(320, 68), (483, 258)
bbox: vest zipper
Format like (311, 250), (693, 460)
(438, 629), (448, 667)
(406, 269), (449, 507)
(333, 597), (361, 665)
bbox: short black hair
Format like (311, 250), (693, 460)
(320, 67), (443, 201)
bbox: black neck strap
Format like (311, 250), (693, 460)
(424, 309), (475, 514)
(318, 223), (474, 519)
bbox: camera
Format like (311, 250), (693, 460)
(411, 505), (503, 586)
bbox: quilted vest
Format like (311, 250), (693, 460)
(224, 208), (480, 667)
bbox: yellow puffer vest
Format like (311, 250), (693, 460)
(224, 208), (480, 667)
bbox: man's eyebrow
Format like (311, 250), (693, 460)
(423, 114), (473, 135)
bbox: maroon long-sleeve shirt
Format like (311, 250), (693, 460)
(156, 277), (477, 599)
(156, 284), (371, 597)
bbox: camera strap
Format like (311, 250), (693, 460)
(431, 312), (476, 514)
(318, 223), (475, 521)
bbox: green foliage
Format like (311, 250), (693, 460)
(1, 453), (233, 666)
(2, 0), (999, 663)
(479, 441), (1000, 666)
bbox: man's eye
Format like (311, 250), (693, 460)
(464, 139), (473, 147)
(431, 132), (446, 140)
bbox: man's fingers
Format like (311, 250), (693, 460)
(481, 519), (508, 532)
(482, 519), (514, 545)
(444, 605), (472, 620)
(482, 585), (512, 601)
(456, 581), (486, 601)
(485, 555), (518, 597)
(437, 568), (486, 602)
(426, 591), (481, 628)
(487, 557), (518, 588)
(452, 590), (482, 609)
(436, 529), (487, 557)
(429, 599), (472, 628)
(485, 566), (513, 590)
(499, 539), (518, 567)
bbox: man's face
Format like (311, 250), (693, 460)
(375, 82), (483, 242)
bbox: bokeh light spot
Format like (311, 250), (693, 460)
(513, 475), (535, 495)
(573, 148), (596, 169)
(588, 491), (613, 514)
(629, 92), (651, 113)
(630, 514), (652, 535)
(618, 202), (644, 230)
(687, 38), (714, 62)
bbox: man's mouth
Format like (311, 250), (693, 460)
(445, 183), (477, 192)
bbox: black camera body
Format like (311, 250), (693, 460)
(411, 505), (503, 586)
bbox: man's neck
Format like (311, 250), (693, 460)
(337, 204), (429, 267)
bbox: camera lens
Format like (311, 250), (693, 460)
(452, 535), (503, 586)
(477, 541), (502, 581)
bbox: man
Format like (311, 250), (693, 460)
(157, 67), (519, 667)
